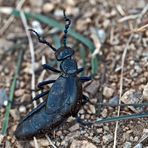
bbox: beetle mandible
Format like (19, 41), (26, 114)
(15, 11), (91, 140)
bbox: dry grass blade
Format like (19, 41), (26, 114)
(33, 137), (39, 148)
(20, 10), (56, 147)
(113, 4), (148, 147)
(1, 49), (24, 135)
(123, 24), (148, 35)
(20, 10), (38, 146)
(0, 0), (25, 35)
(113, 34), (133, 148)
(45, 134), (57, 148)
(20, 11), (36, 107)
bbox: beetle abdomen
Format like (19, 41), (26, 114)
(15, 105), (69, 140)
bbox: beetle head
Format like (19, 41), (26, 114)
(55, 46), (74, 61)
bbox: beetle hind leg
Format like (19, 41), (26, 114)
(82, 95), (93, 105)
(38, 80), (56, 89)
(33, 90), (49, 101)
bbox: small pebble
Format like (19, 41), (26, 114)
(42, 3), (54, 13)
(21, 94), (31, 102)
(109, 96), (119, 107)
(97, 128), (103, 134)
(134, 65), (142, 74)
(103, 86), (114, 98)
(15, 89), (25, 97)
(102, 134), (113, 143)
(101, 109), (108, 118)
(70, 140), (97, 148)
(88, 104), (96, 114)
(85, 80), (100, 96)
(143, 83), (148, 101)
(56, 131), (62, 136)
(121, 89), (143, 113)
(10, 109), (20, 120)
(124, 142), (132, 148)
(19, 105), (26, 113)
(69, 124), (79, 132)
(39, 139), (49, 147)
(134, 143), (143, 148)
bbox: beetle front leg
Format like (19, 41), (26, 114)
(77, 68), (84, 74)
(42, 64), (61, 73)
(80, 76), (91, 82)
(38, 80), (56, 89)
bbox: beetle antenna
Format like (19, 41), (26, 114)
(63, 10), (71, 47)
(29, 29), (57, 52)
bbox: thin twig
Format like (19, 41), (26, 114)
(0, 0), (25, 35)
(118, 14), (138, 23)
(113, 34), (133, 148)
(38, 55), (46, 103)
(33, 137), (39, 148)
(113, 4), (148, 147)
(45, 134), (57, 148)
(20, 10), (56, 148)
(20, 10), (39, 147)
(116, 4), (126, 16)
(123, 24), (148, 35)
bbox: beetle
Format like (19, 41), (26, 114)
(15, 11), (91, 140)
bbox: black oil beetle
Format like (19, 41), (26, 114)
(15, 11), (91, 140)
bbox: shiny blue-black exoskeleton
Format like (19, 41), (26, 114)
(15, 11), (91, 140)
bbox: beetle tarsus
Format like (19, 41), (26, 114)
(76, 116), (93, 126)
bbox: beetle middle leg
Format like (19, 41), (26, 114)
(33, 90), (49, 101)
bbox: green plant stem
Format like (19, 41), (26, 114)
(2, 49), (24, 135)
(96, 112), (148, 124)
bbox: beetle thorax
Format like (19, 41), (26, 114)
(60, 58), (78, 75)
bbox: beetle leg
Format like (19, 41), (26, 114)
(19, 101), (46, 124)
(80, 76), (91, 82)
(38, 80), (56, 89)
(82, 95), (93, 105)
(33, 90), (49, 101)
(77, 68), (84, 74)
(42, 64), (61, 73)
